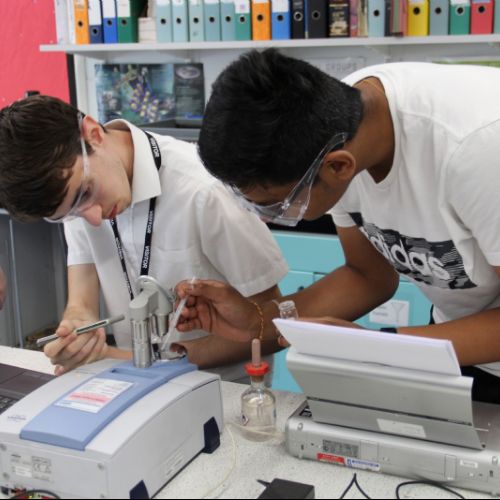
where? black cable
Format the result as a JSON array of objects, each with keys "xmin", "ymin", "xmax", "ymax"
[
  {"xmin": 339, "ymin": 473, "xmax": 372, "ymax": 499},
  {"xmin": 339, "ymin": 473, "xmax": 357, "ymax": 499},
  {"xmin": 395, "ymin": 480, "xmax": 466, "ymax": 499},
  {"xmin": 10, "ymin": 490, "xmax": 61, "ymax": 499},
  {"xmin": 353, "ymin": 474, "xmax": 372, "ymax": 499}
]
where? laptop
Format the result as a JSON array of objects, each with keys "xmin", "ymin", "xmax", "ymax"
[{"xmin": 0, "ymin": 363, "xmax": 53, "ymax": 414}]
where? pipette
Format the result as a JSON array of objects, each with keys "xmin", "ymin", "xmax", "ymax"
[{"xmin": 161, "ymin": 277, "xmax": 196, "ymax": 352}]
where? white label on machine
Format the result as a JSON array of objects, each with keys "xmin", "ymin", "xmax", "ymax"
[
  {"xmin": 460, "ymin": 459, "xmax": 479, "ymax": 469},
  {"xmin": 346, "ymin": 457, "xmax": 381, "ymax": 472},
  {"xmin": 11, "ymin": 454, "xmax": 32, "ymax": 478},
  {"xmin": 369, "ymin": 299, "xmax": 410, "ymax": 326},
  {"xmin": 377, "ymin": 419, "xmax": 427, "ymax": 439},
  {"xmin": 163, "ymin": 450, "xmax": 184, "ymax": 480},
  {"xmin": 32, "ymin": 456, "xmax": 53, "ymax": 482},
  {"xmin": 56, "ymin": 378, "xmax": 133, "ymax": 414},
  {"xmin": 11, "ymin": 454, "xmax": 53, "ymax": 482}
]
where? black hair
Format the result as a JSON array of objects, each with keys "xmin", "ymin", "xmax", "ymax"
[{"xmin": 198, "ymin": 49, "xmax": 363, "ymax": 189}]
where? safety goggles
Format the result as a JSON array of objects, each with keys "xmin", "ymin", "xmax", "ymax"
[
  {"xmin": 44, "ymin": 114, "xmax": 99, "ymax": 224},
  {"xmin": 231, "ymin": 132, "xmax": 347, "ymax": 227}
]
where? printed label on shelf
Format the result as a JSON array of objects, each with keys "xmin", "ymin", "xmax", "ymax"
[
  {"xmin": 117, "ymin": 0, "xmax": 132, "ymax": 17},
  {"xmin": 272, "ymin": 0, "xmax": 290, "ymax": 11},
  {"xmin": 235, "ymin": 0, "xmax": 251, "ymax": 12}
]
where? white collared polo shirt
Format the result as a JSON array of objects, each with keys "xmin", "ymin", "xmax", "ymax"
[{"xmin": 64, "ymin": 120, "xmax": 288, "ymax": 366}]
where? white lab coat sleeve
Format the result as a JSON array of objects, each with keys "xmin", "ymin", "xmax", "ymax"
[
  {"xmin": 64, "ymin": 218, "xmax": 95, "ymax": 266},
  {"xmin": 194, "ymin": 183, "xmax": 289, "ymax": 297}
]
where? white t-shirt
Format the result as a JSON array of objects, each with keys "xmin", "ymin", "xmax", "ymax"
[
  {"xmin": 65, "ymin": 120, "xmax": 288, "ymax": 379},
  {"xmin": 331, "ymin": 62, "xmax": 500, "ymax": 375}
]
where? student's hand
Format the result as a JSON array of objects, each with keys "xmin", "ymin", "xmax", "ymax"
[
  {"xmin": 302, "ymin": 317, "xmax": 366, "ymax": 330},
  {"xmin": 44, "ymin": 318, "xmax": 109, "ymax": 376},
  {"xmin": 0, "ymin": 266, "xmax": 6, "ymax": 310},
  {"xmin": 171, "ymin": 335, "xmax": 257, "ymax": 369},
  {"xmin": 175, "ymin": 279, "xmax": 260, "ymax": 342}
]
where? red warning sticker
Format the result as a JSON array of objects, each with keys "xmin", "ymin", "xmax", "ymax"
[{"xmin": 317, "ymin": 453, "xmax": 346, "ymax": 465}]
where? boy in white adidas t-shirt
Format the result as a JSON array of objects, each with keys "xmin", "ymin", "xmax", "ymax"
[{"xmin": 176, "ymin": 50, "xmax": 500, "ymax": 403}]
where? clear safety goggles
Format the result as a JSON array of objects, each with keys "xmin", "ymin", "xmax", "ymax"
[
  {"xmin": 44, "ymin": 114, "xmax": 99, "ymax": 224},
  {"xmin": 231, "ymin": 132, "xmax": 347, "ymax": 227}
]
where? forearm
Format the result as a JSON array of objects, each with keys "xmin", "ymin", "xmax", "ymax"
[
  {"xmin": 399, "ymin": 308, "xmax": 500, "ymax": 366},
  {"xmin": 180, "ymin": 336, "xmax": 253, "ymax": 369},
  {"xmin": 250, "ymin": 284, "xmax": 283, "ymax": 355},
  {"xmin": 106, "ymin": 346, "xmax": 133, "ymax": 361},
  {"xmin": 289, "ymin": 264, "xmax": 397, "ymax": 319},
  {"xmin": 64, "ymin": 264, "xmax": 101, "ymax": 321},
  {"xmin": 62, "ymin": 304, "xmax": 99, "ymax": 322},
  {"xmin": 258, "ymin": 264, "xmax": 398, "ymax": 342}
]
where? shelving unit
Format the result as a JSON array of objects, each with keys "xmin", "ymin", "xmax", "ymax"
[
  {"xmin": 40, "ymin": 34, "xmax": 500, "ymax": 56},
  {"xmin": 40, "ymin": 36, "xmax": 500, "ymax": 116}
]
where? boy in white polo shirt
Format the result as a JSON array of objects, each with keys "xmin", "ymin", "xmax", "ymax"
[{"xmin": 0, "ymin": 95, "xmax": 287, "ymax": 378}]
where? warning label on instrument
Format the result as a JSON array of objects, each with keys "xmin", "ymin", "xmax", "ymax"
[
  {"xmin": 11, "ymin": 454, "xmax": 53, "ymax": 482},
  {"xmin": 317, "ymin": 453, "xmax": 346, "ymax": 465},
  {"xmin": 55, "ymin": 378, "xmax": 133, "ymax": 413}
]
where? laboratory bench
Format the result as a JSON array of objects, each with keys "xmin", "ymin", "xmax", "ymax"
[{"xmin": 0, "ymin": 347, "xmax": 490, "ymax": 500}]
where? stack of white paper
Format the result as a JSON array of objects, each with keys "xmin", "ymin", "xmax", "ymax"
[{"xmin": 273, "ymin": 319, "xmax": 461, "ymax": 376}]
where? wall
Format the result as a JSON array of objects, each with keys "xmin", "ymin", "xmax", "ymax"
[{"xmin": 0, "ymin": 0, "xmax": 69, "ymax": 107}]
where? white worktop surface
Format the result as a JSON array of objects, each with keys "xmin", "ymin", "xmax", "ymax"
[{"xmin": 0, "ymin": 346, "xmax": 492, "ymax": 499}]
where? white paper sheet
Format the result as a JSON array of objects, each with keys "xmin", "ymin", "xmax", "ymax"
[{"xmin": 273, "ymin": 319, "xmax": 461, "ymax": 376}]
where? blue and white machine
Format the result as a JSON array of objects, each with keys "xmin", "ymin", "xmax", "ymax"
[{"xmin": 0, "ymin": 277, "xmax": 223, "ymax": 499}]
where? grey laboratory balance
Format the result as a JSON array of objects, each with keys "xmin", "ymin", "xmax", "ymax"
[
  {"xmin": 0, "ymin": 277, "xmax": 223, "ymax": 499},
  {"xmin": 285, "ymin": 347, "xmax": 500, "ymax": 495}
]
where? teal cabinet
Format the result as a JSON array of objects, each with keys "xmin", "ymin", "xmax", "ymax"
[
  {"xmin": 278, "ymin": 271, "xmax": 315, "ymax": 295},
  {"xmin": 357, "ymin": 279, "xmax": 432, "ymax": 330},
  {"xmin": 271, "ymin": 231, "xmax": 432, "ymax": 393},
  {"xmin": 273, "ymin": 231, "xmax": 345, "ymax": 274}
]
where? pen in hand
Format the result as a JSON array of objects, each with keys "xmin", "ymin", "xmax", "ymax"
[{"xmin": 36, "ymin": 314, "xmax": 126, "ymax": 348}]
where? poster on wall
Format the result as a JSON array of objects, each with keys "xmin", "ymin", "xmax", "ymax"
[{"xmin": 94, "ymin": 63, "xmax": 205, "ymax": 125}]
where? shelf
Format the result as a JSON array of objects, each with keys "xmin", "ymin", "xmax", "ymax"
[{"xmin": 40, "ymin": 34, "xmax": 500, "ymax": 58}]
